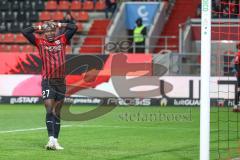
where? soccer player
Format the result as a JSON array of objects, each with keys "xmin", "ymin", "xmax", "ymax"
[
  {"xmin": 22, "ymin": 21, "xmax": 77, "ymax": 150},
  {"xmin": 233, "ymin": 43, "xmax": 240, "ymax": 112}
]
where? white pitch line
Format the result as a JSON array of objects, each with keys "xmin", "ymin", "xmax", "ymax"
[
  {"xmin": 0, "ymin": 124, "xmax": 199, "ymax": 134},
  {"xmin": 74, "ymin": 124, "xmax": 199, "ymax": 131},
  {"xmin": 0, "ymin": 125, "xmax": 73, "ymax": 134}
]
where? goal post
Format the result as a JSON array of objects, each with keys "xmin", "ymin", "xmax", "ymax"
[{"xmin": 200, "ymin": 0, "xmax": 211, "ymax": 160}]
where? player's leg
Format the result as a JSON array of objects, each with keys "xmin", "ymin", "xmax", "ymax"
[
  {"xmin": 52, "ymin": 99, "xmax": 64, "ymax": 150},
  {"xmin": 42, "ymin": 79, "xmax": 58, "ymax": 149},
  {"xmin": 44, "ymin": 99, "xmax": 57, "ymax": 150},
  {"xmin": 234, "ymin": 76, "xmax": 240, "ymax": 112},
  {"xmin": 51, "ymin": 80, "xmax": 66, "ymax": 150},
  {"xmin": 53, "ymin": 100, "xmax": 63, "ymax": 139}
]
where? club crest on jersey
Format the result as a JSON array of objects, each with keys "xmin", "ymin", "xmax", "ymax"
[{"xmin": 55, "ymin": 40, "xmax": 61, "ymax": 45}]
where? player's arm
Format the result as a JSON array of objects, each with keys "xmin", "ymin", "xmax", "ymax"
[
  {"xmin": 21, "ymin": 25, "xmax": 41, "ymax": 46},
  {"xmin": 58, "ymin": 23, "xmax": 77, "ymax": 41}
]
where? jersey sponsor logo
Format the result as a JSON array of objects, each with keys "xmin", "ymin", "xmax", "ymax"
[
  {"xmin": 44, "ymin": 45, "xmax": 62, "ymax": 53},
  {"xmin": 55, "ymin": 40, "xmax": 61, "ymax": 45}
]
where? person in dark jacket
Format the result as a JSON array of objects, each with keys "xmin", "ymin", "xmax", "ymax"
[{"xmin": 105, "ymin": 0, "xmax": 117, "ymax": 18}]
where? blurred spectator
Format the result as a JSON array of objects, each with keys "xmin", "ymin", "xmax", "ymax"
[
  {"xmin": 207, "ymin": 0, "xmax": 240, "ymax": 18},
  {"xmin": 222, "ymin": 5, "xmax": 230, "ymax": 18},
  {"xmin": 229, "ymin": 0, "xmax": 239, "ymax": 18},
  {"xmin": 133, "ymin": 18, "xmax": 147, "ymax": 53},
  {"xmin": 196, "ymin": 3, "xmax": 201, "ymax": 18},
  {"xmin": 220, "ymin": 0, "xmax": 239, "ymax": 18},
  {"xmin": 105, "ymin": 0, "xmax": 117, "ymax": 18},
  {"xmin": 197, "ymin": 0, "xmax": 221, "ymax": 18},
  {"xmin": 212, "ymin": 0, "xmax": 221, "ymax": 18}
]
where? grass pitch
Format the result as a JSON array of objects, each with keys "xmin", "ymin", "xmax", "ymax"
[{"xmin": 0, "ymin": 104, "xmax": 239, "ymax": 160}]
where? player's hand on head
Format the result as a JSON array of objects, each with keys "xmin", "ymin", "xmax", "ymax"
[
  {"xmin": 42, "ymin": 21, "xmax": 57, "ymax": 31},
  {"xmin": 48, "ymin": 21, "xmax": 57, "ymax": 28},
  {"xmin": 50, "ymin": 20, "xmax": 59, "ymax": 27},
  {"xmin": 42, "ymin": 23, "xmax": 49, "ymax": 31}
]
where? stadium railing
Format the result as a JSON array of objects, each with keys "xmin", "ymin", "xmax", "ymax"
[{"xmin": 74, "ymin": 35, "xmax": 178, "ymax": 54}]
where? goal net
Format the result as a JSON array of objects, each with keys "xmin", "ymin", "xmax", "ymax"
[{"xmin": 203, "ymin": 0, "xmax": 240, "ymax": 159}]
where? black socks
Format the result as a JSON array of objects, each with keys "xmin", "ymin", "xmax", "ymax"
[
  {"xmin": 46, "ymin": 113, "xmax": 61, "ymax": 138},
  {"xmin": 46, "ymin": 113, "xmax": 54, "ymax": 137},
  {"xmin": 53, "ymin": 115, "xmax": 61, "ymax": 139}
]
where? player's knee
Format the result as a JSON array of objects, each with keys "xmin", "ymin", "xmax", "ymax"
[
  {"xmin": 45, "ymin": 106, "xmax": 53, "ymax": 114},
  {"xmin": 45, "ymin": 104, "xmax": 54, "ymax": 114},
  {"xmin": 44, "ymin": 99, "xmax": 55, "ymax": 113},
  {"xmin": 53, "ymin": 108, "xmax": 61, "ymax": 117}
]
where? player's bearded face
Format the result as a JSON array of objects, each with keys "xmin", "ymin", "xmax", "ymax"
[{"xmin": 44, "ymin": 29, "xmax": 56, "ymax": 42}]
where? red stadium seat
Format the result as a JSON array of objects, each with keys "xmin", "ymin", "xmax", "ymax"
[
  {"xmin": 83, "ymin": 1, "xmax": 94, "ymax": 11},
  {"xmin": 0, "ymin": 45, "xmax": 7, "ymax": 52},
  {"xmin": 70, "ymin": 1, "xmax": 82, "ymax": 11},
  {"xmin": 66, "ymin": 45, "xmax": 72, "ymax": 54},
  {"xmin": 5, "ymin": 45, "xmax": 11, "ymax": 52},
  {"xmin": 95, "ymin": 1, "xmax": 106, "ymax": 11},
  {"xmin": 39, "ymin": 11, "xmax": 51, "ymax": 21},
  {"xmin": 10, "ymin": 45, "xmax": 21, "ymax": 52},
  {"xmin": 72, "ymin": 35, "xmax": 80, "ymax": 44},
  {"xmin": 70, "ymin": 12, "xmax": 78, "ymax": 20},
  {"xmin": 45, "ymin": 1, "xmax": 58, "ymax": 10},
  {"xmin": 15, "ymin": 34, "xmax": 28, "ymax": 44},
  {"xmin": 79, "ymin": 11, "xmax": 89, "ymax": 22},
  {"xmin": 76, "ymin": 22, "xmax": 83, "ymax": 32},
  {"xmin": 58, "ymin": 1, "xmax": 70, "ymax": 10},
  {"xmin": 3, "ymin": 33, "xmax": 15, "ymax": 43},
  {"xmin": 22, "ymin": 45, "xmax": 34, "ymax": 53},
  {"xmin": 71, "ymin": 11, "xmax": 89, "ymax": 22},
  {"xmin": 52, "ymin": 11, "xmax": 64, "ymax": 21},
  {"xmin": 0, "ymin": 34, "xmax": 3, "ymax": 42}
]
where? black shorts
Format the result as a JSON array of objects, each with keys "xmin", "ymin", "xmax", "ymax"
[{"xmin": 41, "ymin": 78, "xmax": 66, "ymax": 101}]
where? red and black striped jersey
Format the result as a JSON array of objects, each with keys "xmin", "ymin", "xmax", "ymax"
[
  {"xmin": 22, "ymin": 23, "xmax": 77, "ymax": 79},
  {"xmin": 35, "ymin": 35, "xmax": 67, "ymax": 79}
]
